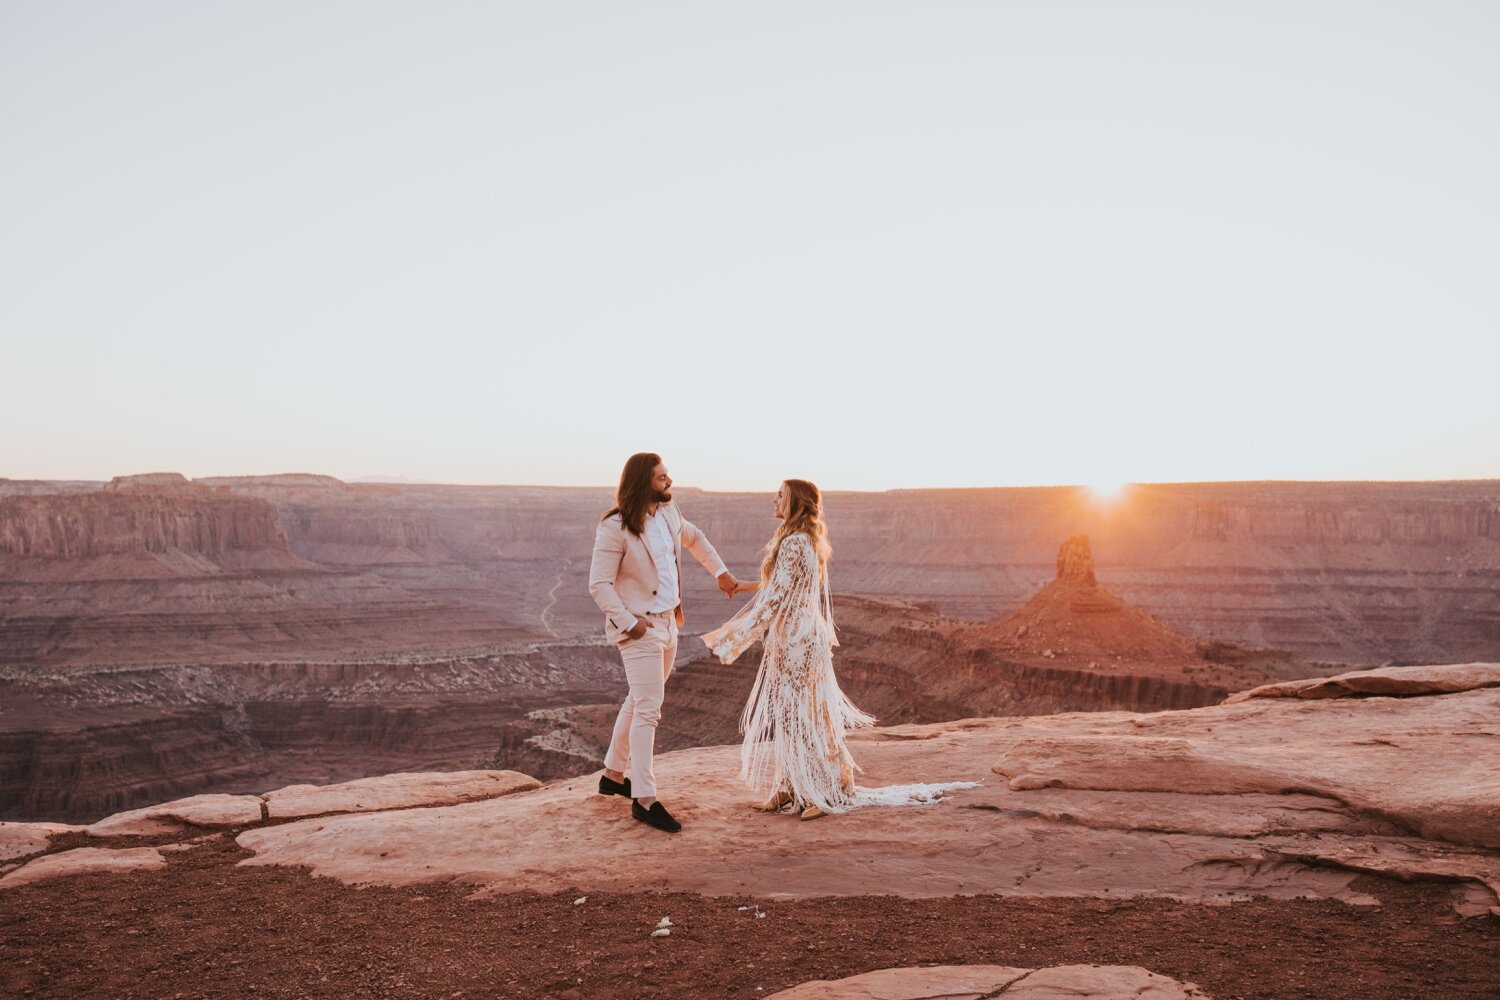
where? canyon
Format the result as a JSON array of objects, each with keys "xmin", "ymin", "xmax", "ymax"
[
  {"xmin": 480, "ymin": 536, "xmax": 1327, "ymax": 783},
  {"xmin": 4, "ymin": 473, "xmax": 1497, "ymax": 667},
  {"xmin": 1, "ymin": 473, "xmax": 1496, "ymax": 823}
]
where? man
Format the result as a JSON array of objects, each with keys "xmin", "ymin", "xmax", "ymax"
[{"xmin": 588, "ymin": 452, "xmax": 739, "ymax": 833}]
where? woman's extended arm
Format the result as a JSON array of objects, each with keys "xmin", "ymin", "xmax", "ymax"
[{"xmin": 701, "ymin": 534, "xmax": 813, "ymax": 663}]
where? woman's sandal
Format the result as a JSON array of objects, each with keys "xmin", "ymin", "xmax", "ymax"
[
  {"xmin": 799, "ymin": 805, "xmax": 825, "ymax": 821},
  {"xmin": 752, "ymin": 790, "xmax": 794, "ymax": 812}
]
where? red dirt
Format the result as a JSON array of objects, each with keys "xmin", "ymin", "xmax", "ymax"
[{"xmin": 1, "ymin": 836, "xmax": 1496, "ymax": 999}]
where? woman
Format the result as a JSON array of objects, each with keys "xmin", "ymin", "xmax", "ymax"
[{"xmin": 701, "ymin": 479, "xmax": 875, "ymax": 820}]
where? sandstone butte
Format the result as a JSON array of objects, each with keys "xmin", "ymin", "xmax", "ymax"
[{"xmin": 7, "ymin": 662, "xmax": 1493, "ymax": 934}]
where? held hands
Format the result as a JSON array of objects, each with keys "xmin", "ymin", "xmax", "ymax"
[{"xmin": 717, "ymin": 572, "xmax": 761, "ymax": 598}]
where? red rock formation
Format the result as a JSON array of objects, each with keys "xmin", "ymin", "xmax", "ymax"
[
  {"xmin": 103, "ymin": 472, "xmax": 196, "ymax": 492},
  {"xmin": 0, "ymin": 475, "xmax": 535, "ymax": 667},
  {"xmin": 961, "ymin": 535, "xmax": 1209, "ymax": 671},
  {"xmin": 0, "ymin": 486, "xmax": 297, "ymax": 566}
]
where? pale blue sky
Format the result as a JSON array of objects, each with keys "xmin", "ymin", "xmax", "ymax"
[{"xmin": 3, "ymin": 2, "xmax": 1497, "ymax": 490}]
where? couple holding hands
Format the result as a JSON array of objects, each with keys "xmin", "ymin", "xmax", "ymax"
[{"xmin": 587, "ymin": 452, "xmax": 873, "ymax": 833}]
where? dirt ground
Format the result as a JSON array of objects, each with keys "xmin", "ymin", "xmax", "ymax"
[{"xmin": 1, "ymin": 836, "xmax": 1496, "ymax": 999}]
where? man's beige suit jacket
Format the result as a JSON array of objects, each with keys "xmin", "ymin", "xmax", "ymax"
[{"xmin": 588, "ymin": 502, "xmax": 728, "ymax": 644}]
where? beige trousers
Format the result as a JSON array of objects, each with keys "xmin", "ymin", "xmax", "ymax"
[{"xmin": 603, "ymin": 613, "xmax": 678, "ymax": 799}]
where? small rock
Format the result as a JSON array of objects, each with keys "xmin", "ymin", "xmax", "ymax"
[
  {"xmin": 656, "ymin": 916, "xmax": 672, "ymax": 928},
  {"xmin": 573, "ymin": 897, "xmax": 587, "ymax": 906},
  {"xmin": 651, "ymin": 928, "xmax": 670, "ymax": 938}
]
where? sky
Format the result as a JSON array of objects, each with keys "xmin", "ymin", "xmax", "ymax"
[{"xmin": 3, "ymin": 2, "xmax": 1497, "ymax": 492}]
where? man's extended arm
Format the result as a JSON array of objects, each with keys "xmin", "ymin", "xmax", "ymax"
[{"xmin": 679, "ymin": 513, "xmax": 737, "ymax": 595}]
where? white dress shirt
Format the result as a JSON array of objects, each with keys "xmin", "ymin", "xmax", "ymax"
[{"xmin": 643, "ymin": 508, "xmax": 679, "ymax": 613}]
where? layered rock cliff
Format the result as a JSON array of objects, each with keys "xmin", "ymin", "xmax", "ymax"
[
  {"xmin": 210, "ymin": 477, "xmax": 1500, "ymax": 665},
  {"xmin": 0, "ymin": 477, "xmax": 533, "ymax": 667},
  {"xmin": 6, "ymin": 476, "xmax": 1496, "ymax": 667},
  {"xmin": 0, "ymin": 485, "xmax": 297, "ymax": 567}
]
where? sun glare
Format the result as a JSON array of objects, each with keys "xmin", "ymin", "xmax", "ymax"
[{"xmin": 1087, "ymin": 481, "xmax": 1128, "ymax": 501}]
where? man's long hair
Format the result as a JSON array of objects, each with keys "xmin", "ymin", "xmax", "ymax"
[
  {"xmin": 602, "ymin": 452, "xmax": 662, "ymax": 536},
  {"xmin": 760, "ymin": 478, "xmax": 832, "ymax": 580}
]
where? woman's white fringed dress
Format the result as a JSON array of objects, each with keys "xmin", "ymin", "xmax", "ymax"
[{"xmin": 702, "ymin": 532, "xmax": 875, "ymax": 813}]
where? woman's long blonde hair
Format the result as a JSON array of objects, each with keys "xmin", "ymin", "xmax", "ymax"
[{"xmin": 760, "ymin": 479, "xmax": 832, "ymax": 581}]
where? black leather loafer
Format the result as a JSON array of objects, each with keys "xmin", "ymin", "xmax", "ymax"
[
  {"xmin": 632, "ymin": 799, "xmax": 682, "ymax": 833},
  {"xmin": 598, "ymin": 774, "xmax": 632, "ymax": 798}
]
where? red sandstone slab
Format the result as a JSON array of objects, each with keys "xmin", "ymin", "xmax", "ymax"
[
  {"xmin": 991, "ymin": 683, "xmax": 1500, "ymax": 850},
  {"xmin": 769, "ymin": 964, "xmax": 1209, "ymax": 999},
  {"xmin": 1226, "ymin": 661, "xmax": 1500, "ymax": 703},
  {"xmin": 262, "ymin": 770, "xmax": 540, "ymax": 819},
  {"xmin": 0, "ymin": 846, "xmax": 166, "ymax": 890},
  {"xmin": 0, "ymin": 821, "xmax": 85, "ymax": 861},
  {"xmin": 86, "ymin": 793, "xmax": 265, "ymax": 837}
]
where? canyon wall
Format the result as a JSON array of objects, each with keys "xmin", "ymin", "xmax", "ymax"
[
  {"xmin": 0, "ymin": 485, "xmax": 296, "ymax": 567},
  {"xmin": 191, "ymin": 477, "xmax": 1500, "ymax": 665},
  {"xmin": 3, "ymin": 476, "xmax": 1496, "ymax": 668},
  {"xmin": 0, "ymin": 643, "xmax": 624, "ymax": 822}
]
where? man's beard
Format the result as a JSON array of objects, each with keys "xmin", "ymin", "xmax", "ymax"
[{"xmin": 652, "ymin": 489, "xmax": 672, "ymax": 504}]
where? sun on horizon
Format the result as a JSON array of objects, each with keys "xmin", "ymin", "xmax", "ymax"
[{"xmin": 1086, "ymin": 481, "xmax": 1129, "ymax": 502}]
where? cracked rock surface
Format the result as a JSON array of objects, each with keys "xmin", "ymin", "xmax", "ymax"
[{"xmin": 769, "ymin": 963, "xmax": 1209, "ymax": 998}]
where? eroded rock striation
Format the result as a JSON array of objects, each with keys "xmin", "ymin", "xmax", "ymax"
[{"xmin": 0, "ymin": 483, "xmax": 297, "ymax": 566}]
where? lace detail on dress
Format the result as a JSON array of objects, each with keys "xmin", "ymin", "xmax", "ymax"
[{"xmin": 700, "ymin": 533, "xmax": 875, "ymax": 813}]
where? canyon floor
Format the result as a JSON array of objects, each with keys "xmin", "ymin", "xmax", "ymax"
[{"xmin": 3, "ymin": 662, "xmax": 1497, "ymax": 999}]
